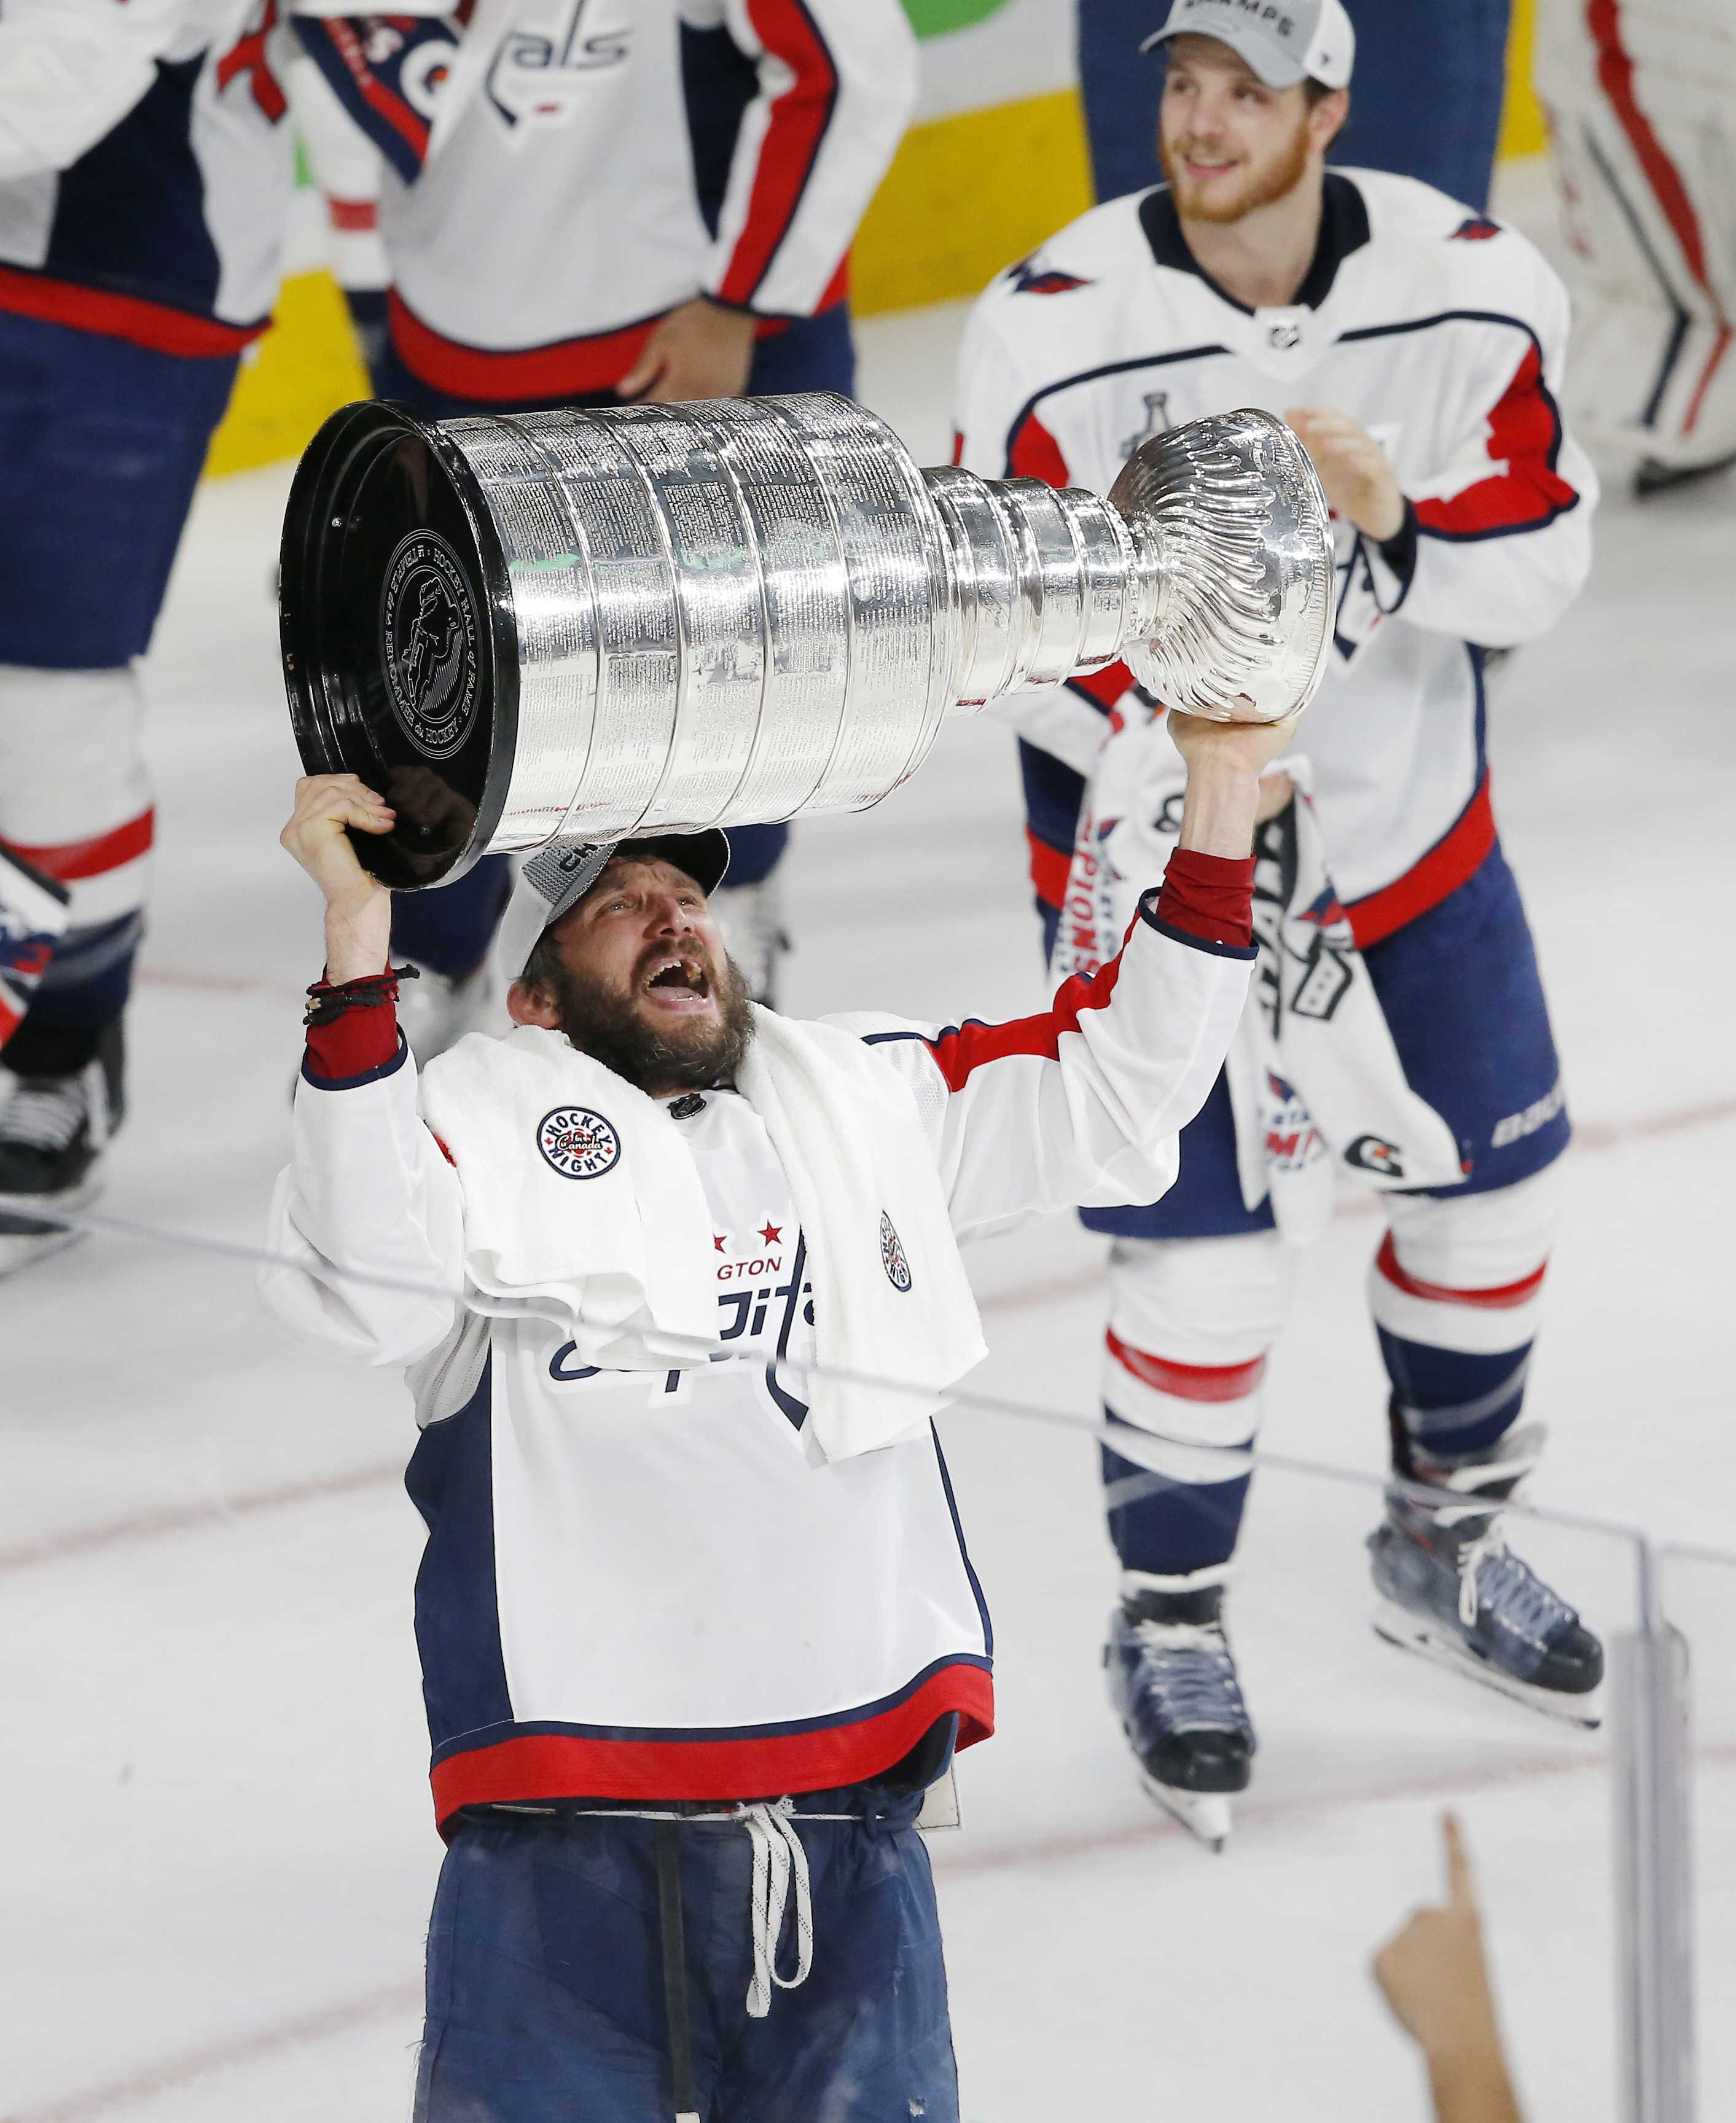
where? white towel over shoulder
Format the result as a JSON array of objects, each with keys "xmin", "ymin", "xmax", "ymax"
[{"xmin": 418, "ymin": 1016, "xmax": 987, "ymax": 1460}]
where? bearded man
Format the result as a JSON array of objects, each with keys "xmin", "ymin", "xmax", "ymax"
[
  {"xmin": 953, "ymin": 0, "xmax": 1603, "ymax": 1846},
  {"xmin": 264, "ymin": 707, "xmax": 1281, "ymax": 2121}
]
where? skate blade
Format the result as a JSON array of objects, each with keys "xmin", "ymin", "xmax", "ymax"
[
  {"xmin": 1372, "ymin": 1600, "xmax": 1602, "ymax": 1730},
  {"xmin": 0, "ymin": 1179, "xmax": 96, "ymax": 1279},
  {"xmin": 1135, "ymin": 1772, "xmax": 1234, "ymax": 1851},
  {"xmin": 0, "ymin": 1219, "xmax": 87, "ymax": 1279}
]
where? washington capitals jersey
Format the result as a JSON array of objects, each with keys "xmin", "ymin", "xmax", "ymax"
[
  {"xmin": 955, "ymin": 168, "xmax": 1598, "ymax": 943},
  {"xmin": 297, "ymin": 0, "xmax": 917, "ymax": 399},
  {"xmin": 0, "ymin": 0, "xmax": 308, "ymax": 353}
]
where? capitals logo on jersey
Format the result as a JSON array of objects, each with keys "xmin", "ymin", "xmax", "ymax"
[
  {"xmin": 487, "ymin": 0, "xmax": 633, "ymax": 129},
  {"xmin": 1007, "ymin": 257, "xmax": 1092, "ymax": 298}
]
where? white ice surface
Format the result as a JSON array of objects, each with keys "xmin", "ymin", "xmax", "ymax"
[{"xmin": 4, "ymin": 292, "xmax": 1734, "ymax": 2122}]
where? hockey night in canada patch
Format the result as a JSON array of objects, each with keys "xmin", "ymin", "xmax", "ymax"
[
  {"xmin": 379, "ymin": 530, "xmax": 482, "ymax": 760},
  {"xmin": 537, "ymin": 1106, "xmax": 622, "ymax": 1181},
  {"xmin": 879, "ymin": 1211, "xmax": 913, "ymax": 1292}
]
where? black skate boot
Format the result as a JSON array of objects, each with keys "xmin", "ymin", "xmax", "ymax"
[
  {"xmin": 1105, "ymin": 1569, "xmax": 1254, "ymax": 1850},
  {"xmin": 1369, "ymin": 1421, "xmax": 1603, "ymax": 1727},
  {"xmin": 0, "ymin": 1020, "xmax": 123, "ymax": 1278}
]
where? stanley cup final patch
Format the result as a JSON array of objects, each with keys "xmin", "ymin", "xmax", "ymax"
[
  {"xmin": 379, "ymin": 531, "xmax": 482, "ymax": 760},
  {"xmin": 879, "ymin": 1211, "xmax": 913, "ymax": 1292},
  {"xmin": 537, "ymin": 1107, "xmax": 622, "ymax": 1181}
]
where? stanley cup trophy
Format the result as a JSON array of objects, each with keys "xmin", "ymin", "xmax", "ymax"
[{"xmin": 279, "ymin": 393, "xmax": 1332, "ymax": 889}]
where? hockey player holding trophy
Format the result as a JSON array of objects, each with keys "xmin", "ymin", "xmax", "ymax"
[
  {"xmin": 265, "ymin": 389, "xmax": 1331, "ymax": 2114},
  {"xmin": 954, "ymin": 0, "xmax": 1605, "ymax": 1845}
]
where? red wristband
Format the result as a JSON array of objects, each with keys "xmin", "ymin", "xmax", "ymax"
[
  {"xmin": 303, "ymin": 976, "xmax": 402, "ymax": 1082},
  {"xmin": 1154, "ymin": 848, "xmax": 1256, "ymax": 950}
]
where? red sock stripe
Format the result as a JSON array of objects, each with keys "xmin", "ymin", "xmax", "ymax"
[
  {"xmin": 9, "ymin": 810, "xmax": 154, "ymax": 883},
  {"xmin": 1587, "ymin": 0, "xmax": 1719, "ymax": 299},
  {"xmin": 1106, "ymin": 1329, "xmax": 1267, "ymax": 1402},
  {"xmin": 1374, "ymin": 1232, "xmax": 1547, "ymax": 1310}
]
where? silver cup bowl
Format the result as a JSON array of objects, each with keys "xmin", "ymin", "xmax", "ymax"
[{"xmin": 280, "ymin": 393, "xmax": 1330, "ymax": 887}]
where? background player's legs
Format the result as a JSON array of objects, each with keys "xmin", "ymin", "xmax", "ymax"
[
  {"xmin": 1092, "ymin": 1111, "xmax": 1297, "ymax": 1842},
  {"xmin": 0, "ymin": 314, "xmax": 236, "ymax": 1267}
]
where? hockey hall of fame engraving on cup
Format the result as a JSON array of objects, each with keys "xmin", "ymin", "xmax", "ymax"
[{"xmin": 278, "ymin": 392, "xmax": 1332, "ymax": 889}]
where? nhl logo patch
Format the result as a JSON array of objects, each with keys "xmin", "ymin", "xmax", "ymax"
[
  {"xmin": 536, "ymin": 1106, "xmax": 622, "ymax": 1181},
  {"xmin": 879, "ymin": 1211, "xmax": 913, "ymax": 1293}
]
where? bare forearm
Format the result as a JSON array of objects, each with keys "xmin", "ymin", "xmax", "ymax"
[
  {"xmin": 1175, "ymin": 759, "xmax": 1262, "ymax": 859},
  {"xmin": 324, "ymin": 889, "xmax": 393, "ymax": 983}
]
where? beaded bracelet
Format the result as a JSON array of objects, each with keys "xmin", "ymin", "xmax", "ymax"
[{"xmin": 302, "ymin": 963, "xmax": 420, "ymax": 1029}]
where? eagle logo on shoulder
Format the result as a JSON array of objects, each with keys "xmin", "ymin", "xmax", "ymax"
[
  {"xmin": 1007, "ymin": 257, "xmax": 1092, "ymax": 297},
  {"xmin": 1450, "ymin": 214, "xmax": 1502, "ymax": 241}
]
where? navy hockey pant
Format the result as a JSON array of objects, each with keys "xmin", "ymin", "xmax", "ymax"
[
  {"xmin": 414, "ymin": 1783, "xmax": 958, "ymax": 2123},
  {"xmin": 372, "ymin": 305, "xmax": 858, "ymax": 983},
  {"xmin": 0, "ymin": 310, "xmax": 237, "ymax": 1065},
  {"xmin": 1090, "ymin": 842, "xmax": 1568, "ymax": 1579}
]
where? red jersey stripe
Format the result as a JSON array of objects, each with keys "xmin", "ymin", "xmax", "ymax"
[
  {"xmin": 1374, "ymin": 1232, "xmax": 1547, "ymax": 1310},
  {"xmin": 1068, "ymin": 659, "xmax": 1133, "ymax": 710},
  {"xmin": 923, "ymin": 942, "xmax": 1130, "ymax": 1091},
  {"xmin": 1343, "ymin": 773, "xmax": 1494, "ymax": 951},
  {"xmin": 1413, "ymin": 345, "xmax": 1578, "ymax": 538},
  {"xmin": 9, "ymin": 810, "xmax": 155, "ymax": 883},
  {"xmin": 388, "ymin": 290, "xmax": 662, "ymax": 399},
  {"xmin": 1106, "ymin": 1330, "xmax": 1267, "ymax": 1402},
  {"xmin": 1026, "ymin": 828, "xmax": 1072, "ymax": 911},
  {"xmin": 0, "ymin": 268, "xmax": 264, "ymax": 359},
  {"xmin": 715, "ymin": 0, "xmax": 839, "ymax": 308},
  {"xmin": 427, "ymin": 1662, "xmax": 993, "ymax": 1832},
  {"xmin": 1007, "ymin": 408, "xmax": 1070, "ymax": 488}
]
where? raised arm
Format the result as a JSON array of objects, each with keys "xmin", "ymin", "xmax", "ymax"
[
  {"xmin": 848, "ymin": 713, "xmax": 1289, "ymax": 1234},
  {"xmin": 261, "ymin": 775, "xmax": 464, "ymax": 1367}
]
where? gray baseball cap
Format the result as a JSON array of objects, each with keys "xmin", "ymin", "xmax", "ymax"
[
  {"xmin": 499, "ymin": 829, "xmax": 732, "ymax": 982},
  {"xmin": 1141, "ymin": 0, "xmax": 1355, "ymax": 90}
]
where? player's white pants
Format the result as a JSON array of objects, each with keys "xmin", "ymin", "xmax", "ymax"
[
  {"xmin": 1100, "ymin": 1167, "xmax": 1562, "ymax": 1577},
  {"xmin": 0, "ymin": 664, "xmax": 153, "ymax": 1034},
  {"xmin": 1535, "ymin": 0, "xmax": 1736, "ymax": 467}
]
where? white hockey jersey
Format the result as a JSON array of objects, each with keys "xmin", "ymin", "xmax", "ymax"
[
  {"xmin": 264, "ymin": 899, "xmax": 1250, "ymax": 1823},
  {"xmin": 298, "ymin": 0, "xmax": 917, "ymax": 398},
  {"xmin": 0, "ymin": 0, "xmax": 438, "ymax": 354},
  {"xmin": 955, "ymin": 169, "xmax": 1598, "ymax": 945}
]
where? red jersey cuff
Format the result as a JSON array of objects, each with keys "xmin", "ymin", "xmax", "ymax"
[
  {"xmin": 1154, "ymin": 849, "xmax": 1256, "ymax": 951},
  {"xmin": 303, "ymin": 979, "xmax": 403, "ymax": 1084}
]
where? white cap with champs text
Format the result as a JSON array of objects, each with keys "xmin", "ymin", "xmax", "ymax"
[{"xmin": 1141, "ymin": 0, "xmax": 1356, "ymax": 92}]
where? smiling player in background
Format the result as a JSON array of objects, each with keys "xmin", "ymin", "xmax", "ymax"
[{"xmin": 955, "ymin": 0, "xmax": 1604, "ymax": 1844}]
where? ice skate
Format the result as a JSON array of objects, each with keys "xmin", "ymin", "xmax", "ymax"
[
  {"xmin": 1635, "ymin": 446, "xmax": 1736, "ymax": 499},
  {"xmin": 0, "ymin": 1023, "xmax": 122, "ymax": 1278},
  {"xmin": 1105, "ymin": 1570, "xmax": 1254, "ymax": 1850},
  {"xmin": 711, "ymin": 877, "xmax": 789, "ymax": 1008},
  {"xmin": 1369, "ymin": 1424, "xmax": 1603, "ymax": 1727}
]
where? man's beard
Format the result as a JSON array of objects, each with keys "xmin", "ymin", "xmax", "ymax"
[
  {"xmin": 1159, "ymin": 115, "xmax": 1312, "ymax": 225},
  {"xmin": 541, "ymin": 948, "xmax": 756, "ymax": 1093}
]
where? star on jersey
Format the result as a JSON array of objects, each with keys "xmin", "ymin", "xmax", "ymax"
[
  {"xmin": 758, "ymin": 1223, "xmax": 783, "ymax": 1245},
  {"xmin": 713, "ymin": 1234, "xmax": 727, "ymax": 1253}
]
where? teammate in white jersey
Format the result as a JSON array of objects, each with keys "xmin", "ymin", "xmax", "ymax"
[
  {"xmin": 954, "ymin": 0, "xmax": 1604, "ymax": 1844},
  {"xmin": 293, "ymin": 0, "xmax": 918, "ymax": 1036},
  {"xmin": 267, "ymin": 697, "xmax": 1281, "ymax": 2119}
]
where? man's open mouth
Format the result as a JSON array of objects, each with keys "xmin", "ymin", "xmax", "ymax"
[{"xmin": 644, "ymin": 955, "xmax": 711, "ymax": 1001}]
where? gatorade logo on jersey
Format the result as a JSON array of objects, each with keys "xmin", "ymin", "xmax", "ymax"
[
  {"xmin": 1007, "ymin": 258, "xmax": 1092, "ymax": 297},
  {"xmin": 1343, "ymin": 1135, "xmax": 1407, "ymax": 1179},
  {"xmin": 379, "ymin": 533, "xmax": 482, "ymax": 761},
  {"xmin": 537, "ymin": 1106, "xmax": 622, "ymax": 1180},
  {"xmin": 879, "ymin": 1211, "xmax": 913, "ymax": 1292}
]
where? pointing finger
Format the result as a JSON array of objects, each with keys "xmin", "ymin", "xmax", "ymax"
[{"xmin": 1444, "ymin": 1810, "xmax": 1474, "ymax": 1908}]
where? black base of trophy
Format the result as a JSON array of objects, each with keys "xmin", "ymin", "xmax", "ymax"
[{"xmin": 280, "ymin": 401, "xmax": 519, "ymax": 889}]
